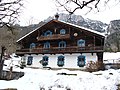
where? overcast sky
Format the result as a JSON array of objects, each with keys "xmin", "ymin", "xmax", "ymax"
[{"xmin": 18, "ymin": 0, "xmax": 120, "ymax": 26}]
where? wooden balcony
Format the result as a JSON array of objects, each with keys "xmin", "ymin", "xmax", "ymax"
[
  {"xmin": 37, "ymin": 34, "xmax": 70, "ymax": 41},
  {"xmin": 16, "ymin": 46, "xmax": 104, "ymax": 55}
]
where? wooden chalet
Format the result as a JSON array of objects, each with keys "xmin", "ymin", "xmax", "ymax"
[{"xmin": 16, "ymin": 16, "xmax": 105, "ymax": 69}]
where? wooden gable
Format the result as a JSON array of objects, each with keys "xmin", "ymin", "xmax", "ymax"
[
  {"xmin": 16, "ymin": 19, "xmax": 105, "ymax": 55},
  {"xmin": 17, "ymin": 19, "xmax": 104, "ymax": 43}
]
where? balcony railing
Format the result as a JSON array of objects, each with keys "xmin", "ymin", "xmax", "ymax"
[
  {"xmin": 16, "ymin": 46, "xmax": 104, "ymax": 55},
  {"xmin": 37, "ymin": 34, "xmax": 70, "ymax": 41}
]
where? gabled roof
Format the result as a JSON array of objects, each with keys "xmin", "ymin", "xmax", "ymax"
[
  {"xmin": 60, "ymin": 20, "xmax": 105, "ymax": 37},
  {"xmin": 17, "ymin": 19, "xmax": 105, "ymax": 43}
]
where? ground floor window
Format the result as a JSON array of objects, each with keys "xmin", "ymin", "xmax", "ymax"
[
  {"xmin": 57, "ymin": 55, "xmax": 65, "ymax": 67},
  {"xmin": 42, "ymin": 56, "xmax": 49, "ymax": 66},
  {"xmin": 27, "ymin": 56, "xmax": 33, "ymax": 65},
  {"xmin": 77, "ymin": 55, "xmax": 85, "ymax": 67}
]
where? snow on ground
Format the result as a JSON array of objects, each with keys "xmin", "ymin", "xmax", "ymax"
[
  {"xmin": 0, "ymin": 68, "xmax": 120, "ymax": 90},
  {"xmin": 103, "ymin": 52, "xmax": 120, "ymax": 63},
  {"xmin": 0, "ymin": 52, "xmax": 120, "ymax": 90}
]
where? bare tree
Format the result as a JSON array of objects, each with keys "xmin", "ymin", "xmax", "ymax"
[
  {"xmin": 0, "ymin": 0, "xmax": 23, "ymax": 79},
  {"xmin": 55, "ymin": 0, "xmax": 120, "ymax": 15},
  {"xmin": 0, "ymin": 0, "xmax": 23, "ymax": 28}
]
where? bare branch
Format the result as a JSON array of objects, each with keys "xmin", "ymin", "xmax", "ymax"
[
  {"xmin": 95, "ymin": 0, "xmax": 100, "ymax": 8},
  {"xmin": 84, "ymin": 6, "xmax": 93, "ymax": 15},
  {"xmin": 55, "ymin": 0, "xmax": 120, "ymax": 15},
  {"xmin": 0, "ymin": 0, "xmax": 23, "ymax": 27}
]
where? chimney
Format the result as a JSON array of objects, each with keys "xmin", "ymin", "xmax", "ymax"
[{"xmin": 55, "ymin": 13, "xmax": 59, "ymax": 20}]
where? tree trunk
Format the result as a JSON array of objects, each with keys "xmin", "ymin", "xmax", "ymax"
[{"xmin": 0, "ymin": 46, "xmax": 6, "ymax": 79}]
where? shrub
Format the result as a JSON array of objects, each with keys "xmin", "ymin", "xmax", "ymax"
[{"xmin": 86, "ymin": 61, "xmax": 104, "ymax": 72}]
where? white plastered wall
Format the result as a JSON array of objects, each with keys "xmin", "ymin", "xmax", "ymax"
[{"xmin": 24, "ymin": 53, "xmax": 97, "ymax": 69}]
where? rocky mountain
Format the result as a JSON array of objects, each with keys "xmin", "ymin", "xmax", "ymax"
[
  {"xmin": 105, "ymin": 20, "xmax": 120, "ymax": 52},
  {"xmin": 107, "ymin": 20, "xmax": 120, "ymax": 34},
  {"xmin": 45, "ymin": 13, "xmax": 108, "ymax": 33}
]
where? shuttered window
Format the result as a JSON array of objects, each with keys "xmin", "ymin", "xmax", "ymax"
[
  {"xmin": 30, "ymin": 43, "xmax": 36, "ymax": 48},
  {"xmin": 42, "ymin": 56, "xmax": 49, "ymax": 66},
  {"xmin": 27, "ymin": 56, "xmax": 33, "ymax": 65},
  {"xmin": 59, "ymin": 41, "xmax": 66, "ymax": 48},
  {"xmin": 44, "ymin": 42, "xmax": 50, "ymax": 48},
  {"xmin": 57, "ymin": 56, "xmax": 65, "ymax": 67},
  {"xmin": 77, "ymin": 55, "xmax": 85, "ymax": 67},
  {"xmin": 60, "ymin": 29, "xmax": 66, "ymax": 35},
  {"xmin": 44, "ymin": 30, "xmax": 52, "ymax": 36},
  {"xmin": 77, "ymin": 39, "xmax": 85, "ymax": 47}
]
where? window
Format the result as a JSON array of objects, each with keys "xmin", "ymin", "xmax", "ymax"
[
  {"xmin": 30, "ymin": 43, "xmax": 36, "ymax": 48},
  {"xmin": 59, "ymin": 41, "xmax": 66, "ymax": 48},
  {"xmin": 77, "ymin": 39, "xmax": 85, "ymax": 47},
  {"xmin": 57, "ymin": 56, "xmax": 65, "ymax": 67},
  {"xmin": 77, "ymin": 55, "xmax": 85, "ymax": 67},
  {"xmin": 44, "ymin": 30, "xmax": 52, "ymax": 36},
  {"xmin": 60, "ymin": 29, "xmax": 66, "ymax": 35},
  {"xmin": 42, "ymin": 56, "xmax": 49, "ymax": 66},
  {"xmin": 44, "ymin": 42, "xmax": 50, "ymax": 48},
  {"xmin": 27, "ymin": 56, "xmax": 33, "ymax": 65}
]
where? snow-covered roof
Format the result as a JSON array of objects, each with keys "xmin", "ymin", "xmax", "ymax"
[
  {"xmin": 17, "ymin": 20, "xmax": 105, "ymax": 43},
  {"xmin": 59, "ymin": 20, "xmax": 105, "ymax": 37}
]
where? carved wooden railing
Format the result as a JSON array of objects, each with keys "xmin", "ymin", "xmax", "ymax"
[
  {"xmin": 37, "ymin": 34, "xmax": 70, "ymax": 41},
  {"xmin": 16, "ymin": 46, "xmax": 104, "ymax": 55}
]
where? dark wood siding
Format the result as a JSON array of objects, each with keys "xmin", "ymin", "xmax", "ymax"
[{"xmin": 16, "ymin": 20, "xmax": 105, "ymax": 55}]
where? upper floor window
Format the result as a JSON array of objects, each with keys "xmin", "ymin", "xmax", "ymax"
[
  {"xmin": 77, "ymin": 39, "xmax": 85, "ymax": 47},
  {"xmin": 57, "ymin": 55, "xmax": 65, "ymax": 67},
  {"xmin": 27, "ymin": 56, "xmax": 33, "ymax": 65},
  {"xmin": 77, "ymin": 55, "xmax": 85, "ymax": 67},
  {"xmin": 59, "ymin": 41, "xmax": 66, "ymax": 48},
  {"xmin": 42, "ymin": 56, "xmax": 49, "ymax": 66},
  {"xmin": 60, "ymin": 29, "xmax": 66, "ymax": 35},
  {"xmin": 44, "ymin": 42, "xmax": 50, "ymax": 48},
  {"xmin": 44, "ymin": 30, "xmax": 52, "ymax": 36},
  {"xmin": 30, "ymin": 43, "xmax": 36, "ymax": 48}
]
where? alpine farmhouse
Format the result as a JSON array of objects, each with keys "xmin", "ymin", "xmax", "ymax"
[{"xmin": 16, "ymin": 16, "xmax": 105, "ymax": 69}]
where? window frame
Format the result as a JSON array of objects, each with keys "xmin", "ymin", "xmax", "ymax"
[
  {"xmin": 44, "ymin": 42, "xmax": 50, "ymax": 48},
  {"xmin": 42, "ymin": 56, "xmax": 49, "ymax": 66},
  {"xmin": 77, "ymin": 39, "xmax": 85, "ymax": 47},
  {"xmin": 57, "ymin": 55, "xmax": 65, "ymax": 67},
  {"xmin": 60, "ymin": 29, "xmax": 66, "ymax": 35},
  {"xmin": 59, "ymin": 41, "xmax": 66, "ymax": 48},
  {"xmin": 30, "ymin": 43, "xmax": 36, "ymax": 48},
  {"xmin": 77, "ymin": 55, "xmax": 85, "ymax": 67},
  {"xmin": 27, "ymin": 56, "xmax": 33, "ymax": 65},
  {"xmin": 44, "ymin": 30, "xmax": 52, "ymax": 36}
]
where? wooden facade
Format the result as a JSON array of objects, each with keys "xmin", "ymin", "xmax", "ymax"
[
  {"xmin": 16, "ymin": 19, "xmax": 105, "ymax": 69},
  {"xmin": 16, "ymin": 20, "xmax": 104, "ymax": 55}
]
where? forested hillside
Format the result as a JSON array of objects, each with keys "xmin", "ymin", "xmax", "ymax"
[{"xmin": 0, "ymin": 25, "xmax": 20, "ymax": 54}]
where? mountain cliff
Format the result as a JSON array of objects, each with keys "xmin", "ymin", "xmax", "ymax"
[
  {"xmin": 45, "ymin": 13, "xmax": 108, "ymax": 33},
  {"xmin": 105, "ymin": 20, "xmax": 120, "ymax": 52}
]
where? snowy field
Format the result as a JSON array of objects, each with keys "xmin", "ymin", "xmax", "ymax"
[{"xmin": 0, "ymin": 52, "xmax": 120, "ymax": 90}]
